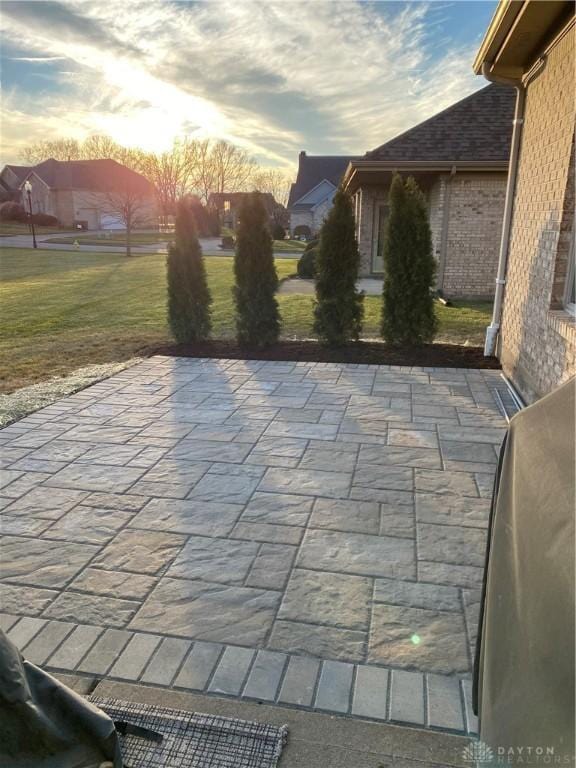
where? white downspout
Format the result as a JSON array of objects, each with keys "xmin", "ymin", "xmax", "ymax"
[{"xmin": 482, "ymin": 63, "xmax": 526, "ymax": 356}]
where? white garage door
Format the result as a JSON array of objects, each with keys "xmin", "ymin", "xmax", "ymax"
[{"xmin": 100, "ymin": 214, "xmax": 124, "ymax": 231}]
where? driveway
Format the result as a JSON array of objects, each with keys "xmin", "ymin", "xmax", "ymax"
[{"xmin": 0, "ymin": 357, "xmax": 507, "ymax": 732}]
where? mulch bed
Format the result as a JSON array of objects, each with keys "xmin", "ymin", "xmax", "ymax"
[{"xmin": 152, "ymin": 340, "xmax": 500, "ymax": 370}]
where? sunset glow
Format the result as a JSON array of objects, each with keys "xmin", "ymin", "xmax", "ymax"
[{"xmin": 0, "ymin": 1, "xmax": 497, "ymax": 166}]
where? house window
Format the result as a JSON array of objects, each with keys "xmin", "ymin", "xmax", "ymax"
[
  {"xmin": 564, "ymin": 231, "xmax": 575, "ymax": 315},
  {"xmin": 224, "ymin": 200, "xmax": 231, "ymax": 212},
  {"xmin": 371, "ymin": 204, "xmax": 388, "ymax": 274}
]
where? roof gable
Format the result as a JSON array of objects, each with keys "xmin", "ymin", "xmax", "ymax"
[
  {"xmin": 288, "ymin": 153, "xmax": 358, "ymax": 208},
  {"xmin": 297, "ymin": 178, "xmax": 337, "ymax": 206},
  {"xmin": 366, "ymin": 84, "xmax": 515, "ymax": 163}
]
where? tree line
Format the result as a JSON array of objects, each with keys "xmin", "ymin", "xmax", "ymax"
[
  {"xmin": 20, "ymin": 135, "xmax": 292, "ymax": 220},
  {"xmin": 168, "ymin": 173, "xmax": 437, "ymax": 349}
]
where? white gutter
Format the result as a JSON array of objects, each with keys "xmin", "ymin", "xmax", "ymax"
[{"xmin": 481, "ymin": 62, "xmax": 526, "ymax": 356}]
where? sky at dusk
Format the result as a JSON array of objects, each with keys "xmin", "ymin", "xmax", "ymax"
[{"xmin": 0, "ymin": 0, "xmax": 498, "ymax": 169}]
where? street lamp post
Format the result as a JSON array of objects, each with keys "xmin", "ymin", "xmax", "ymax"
[{"xmin": 23, "ymin": 180, "xmax": 37, "ymax": 249}]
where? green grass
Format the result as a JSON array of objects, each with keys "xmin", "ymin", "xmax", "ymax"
[
  {"xmin": 0, "ymin": 247, "xmax": 492, "ymax": 392},
  {"xmin": 44, "ymin": 232, "xmax": 169, "ymax": 246},
  {"xmin": 0, "ymin": 223, "xmax": 66, "ymax": 236},
  {"xmin": 273, "ymin": 239, "xmax": 306, "ymax": 252}
]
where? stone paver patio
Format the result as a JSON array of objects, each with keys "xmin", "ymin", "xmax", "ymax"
[{"xmin": 0, "ymin": 357, "xmax": 508, "ymax": 731}]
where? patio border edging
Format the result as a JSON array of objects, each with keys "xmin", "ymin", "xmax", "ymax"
[{"xmin": 2, "ymin": 613, "xmax": 478, "ymax": 736}]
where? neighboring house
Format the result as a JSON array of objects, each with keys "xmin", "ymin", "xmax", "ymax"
[
  {"xmin": 0, "ymin": 158, "xmax": 158, "ymax": 229},
  {"xmin": 0, "ymin": 164, "xmax": 28, "ymax": 202},
  {"xmin": 208, "ymin": 192, "xmax": 283, "ymax": 231},
  {"xmin": 288, "ymin": 153, "xmax": 358, "ymax": 239},
  {"xmin": 474, "ymin": 0, "xmax": 575, "ymax": 402},
  {"xmin": 342, "ymin": 84, "xmax": 515, "ymax": 295}
]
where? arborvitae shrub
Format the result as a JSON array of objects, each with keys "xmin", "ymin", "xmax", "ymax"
[
  {"xmin": 313, "ymin": 189, "xmax": 363, "ymax": 346},
  {"xmin": 381, "ymin": 174, "xmax": 437, "ymax": 345},
  {"xmin": 167, "ymin": 198, "xmax": 212, "ymax": 343},
  {"xmin": 233, "ymin": 192, "xmax": 281, "ymax": 347}
]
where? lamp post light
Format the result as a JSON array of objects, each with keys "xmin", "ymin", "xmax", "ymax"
[{"xmin": 23, "ymin": 180, "xmax": 37, "ymax": 249}]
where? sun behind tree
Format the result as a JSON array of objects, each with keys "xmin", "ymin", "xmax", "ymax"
[{"xmin": 167, "ymin": 198, "xmax": 212, "ymax": 343}]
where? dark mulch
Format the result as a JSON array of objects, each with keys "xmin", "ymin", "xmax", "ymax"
[{"xmin": 151, "ymin": 340, "xmax": 500, "ymax": 369}]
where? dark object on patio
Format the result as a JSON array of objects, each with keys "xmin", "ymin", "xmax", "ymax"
[
  {"xmin": 0, "ymin": 629, "xmax": 121, "ymax": 767},
  {"xmin": 92, "ymin": 697, "xmax": 288, "ymax": 768},
  {"xmin": 474, "ymin": 377, "xmax": 575, "ymax": 763}
]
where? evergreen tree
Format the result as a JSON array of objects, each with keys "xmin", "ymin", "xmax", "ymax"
[
  {"xmin": 313, "ymin": 189, "xmax": 364, "ymax": 346},
  {"xmin": 233, "ymin": 192, "xmax": 281, "ymax": 346},
  {"xmin": 167, "ymin": 198, "xmax": 212, "ymax": 343},
  {"xmin": 381, "ymin": 174, "xmax": 437, "ymax": 345}
]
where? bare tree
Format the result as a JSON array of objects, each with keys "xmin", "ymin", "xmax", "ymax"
[
  {"xmin": 21, "ymin": 138, "xmax": 83, "ymax": 163},
  {"xmin": 20, "ymin": 134, "xmax": 290, "ymax": 221},
  {"xmin": 21, "ymin": 134, "xmax": 141, "ymax": 169},
  {"xmin": 194, "ymin": 139, "xmax": 216, "ymax": 204},
  {"xmin": 209, "ymin": 140, "xmax": 256, "ymax": 195},
  {"xmin": 94, "ymin": 184, "xmax": 155, "ymax": 257},
  {"xmin": 251, "ymin": 168, "xmax": 292, "ymax": 207},
  {"xmin": 137, "ymin": 139, "xmax": 202, "ymax": 226}
]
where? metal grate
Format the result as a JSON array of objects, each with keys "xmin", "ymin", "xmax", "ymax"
[{"xmin": 91, "ymin": 697, "xmax": 288, "ymax": 768}]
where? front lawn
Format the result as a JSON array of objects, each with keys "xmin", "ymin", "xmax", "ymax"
[
  {"xmin": 0, "ymin": 223, "xmax": 67, "ymax": 236},
  {"xmin": 0, "ymin": 248, "xmax": 492, "ymax": 392},
  {"xmin": 43, "ymin": 232, "xmax": 170, "ymax": 246},
  {"xmin": 273, "ymin": 239, "xmax": 306, "ymax": 252}
]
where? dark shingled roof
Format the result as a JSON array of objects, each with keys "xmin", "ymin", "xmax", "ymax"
[
  {"xmin": 27, "ymin": 158, "xmax": 153, "ymax": 194},
  {"xmin": 366, "ymin": 84, "xmax": 515, "ymax": 163},
  {"xmin": 288, "ymin": 153, "xmax": 359, "ymax": 208},
  {"xmin": 3, "ymin": 165, "xmax": 30, "ymax": 183}
]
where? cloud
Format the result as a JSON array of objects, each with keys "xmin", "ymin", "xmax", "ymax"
[
  {"xmin": 0, "ymin": 0, "xmax": 485, "ymax": 169},
  {"xmin": 9, "ymin": 56, "xmax": 68, "ymax": 62}
]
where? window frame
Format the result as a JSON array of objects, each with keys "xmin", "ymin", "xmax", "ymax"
[{"xmin": 371, "ymin": 202, "xmax": 388, "ymax": 275}]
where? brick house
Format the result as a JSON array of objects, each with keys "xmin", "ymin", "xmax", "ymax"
[
  {"xmin": 288, "ymin": 153, "xmax": 358, "ymax": 239},
  {"xmin": 0, "ymin": 158, "xmax": 158, "ymax": 230},
  {"xmin": 474, "ymin": 0, "xmax": 575, "ymax": 402},
  {"xmin": 342, "ymin": 85, "xmax": 516, "ymax": 296}
]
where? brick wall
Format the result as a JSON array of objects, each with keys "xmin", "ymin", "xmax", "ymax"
[
  {"xmin": 442, "ymin": 174, "xmax": 507, "ymax": 298},
  {"xmin": 499, "ymin": 27, "xmax": 576, "ymax": 403},
  {"xmin": 355, "ymin": 174, "xmax": 505, "ymax": 294}
]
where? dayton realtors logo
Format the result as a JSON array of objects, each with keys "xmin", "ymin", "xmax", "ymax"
[
  {"xmin": 463, "ymin": 740, "xmax": 495, "ymax": 764},
  {"xmin": 462, "ymin": 740, "xmax": 573, "ymax": 765}
]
